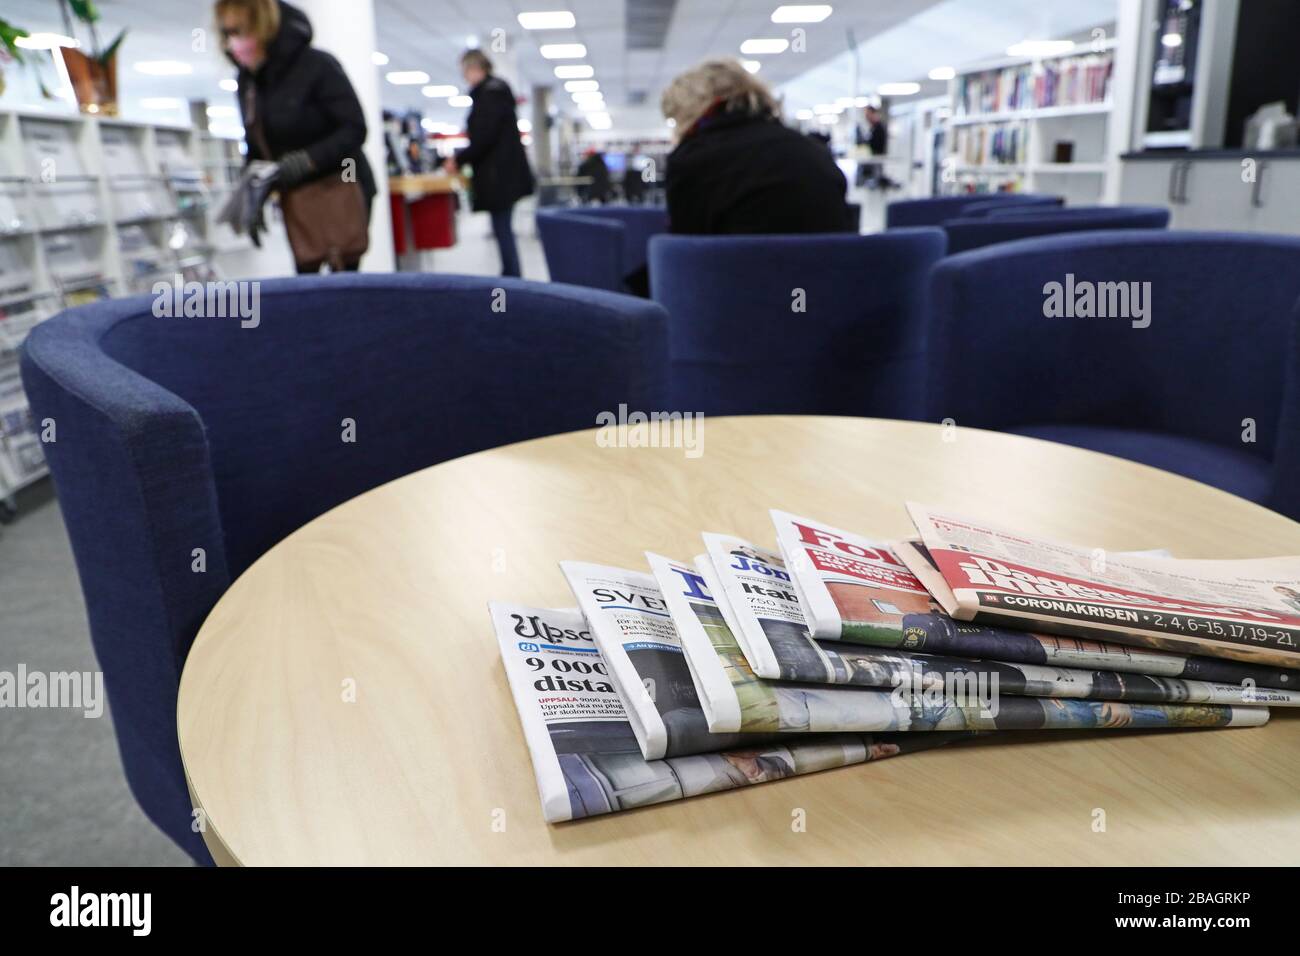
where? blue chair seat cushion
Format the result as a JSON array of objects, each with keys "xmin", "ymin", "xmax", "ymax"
[{"xmin": 1008, "ymin": 424, "xmax": 1272, "ymax": 503}]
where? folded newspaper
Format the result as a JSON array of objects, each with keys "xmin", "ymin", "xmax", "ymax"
[
  {"xmin": 489, "ymin": 601, "xmax": 958, "ymax": 822},
  {"xmin": 560, "ymin": 560, "xmax": 762, "ymax": 758},
  {"xmin": 677, "ymin": 543, "xmax": 1269, "ymax": 731},
  {"xmin": 901, "ymin": 503, "xmax": 1300, "ymax": 669},
  {"xmin": 775, "ymin": 509, "xmax": 1300, "ymax": 692}
]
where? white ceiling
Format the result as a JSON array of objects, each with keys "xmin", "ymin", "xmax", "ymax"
[{"xmin": 0, "ymin": 0, "xmax": 1118, "ymax": 134}]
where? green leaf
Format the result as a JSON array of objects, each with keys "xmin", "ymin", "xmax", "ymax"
[
  {"xmin": 99, "ymin": 27, "xmax": 127, "ymax": 65},
  {"xmin": 0, "ymin": 19, "xmax": 30, "ymax": 64},
  {"xmin": 68, "ymin": 1, "xmax": 101, "ymax": 25}
]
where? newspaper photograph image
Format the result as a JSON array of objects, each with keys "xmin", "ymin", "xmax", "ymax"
[
  {"xmin": 772, "ymin": 508, "xmax": 932, "ymax": 643},
  {"xmin": 489, "ymin": 602, "xmax": 957, "ymax": 823},
  {"xmin": 904, "ymin": 503, "xmax": 1300, "ymax": 669}
]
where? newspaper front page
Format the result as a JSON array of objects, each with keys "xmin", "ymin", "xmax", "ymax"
[{"xmin": 905, "ymin": 503, "xmax": 1300, "ymax": 669}]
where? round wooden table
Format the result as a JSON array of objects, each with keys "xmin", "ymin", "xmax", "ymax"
[{"xmin": 178, "ymin": 417, "xmax": 1300, "ymax": 865}]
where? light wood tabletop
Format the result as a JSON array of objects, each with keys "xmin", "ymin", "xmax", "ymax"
[{"xmin": 177, "ymin": 416, "xmax": 1300, "ymax": 866}]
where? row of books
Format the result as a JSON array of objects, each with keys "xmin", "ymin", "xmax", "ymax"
[
  {"xmin": 491, "ymin": 505, "xmax": 1298, "ymax": 822},
  {"xmin": 955, "ymin": 52, "xmax": 1114, "ymax": 117},
  {"xmin": 951, "ymin": 123, "xmax": 1028, "ymax": 167}
]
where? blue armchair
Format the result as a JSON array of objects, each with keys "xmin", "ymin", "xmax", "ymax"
[
  {"xmin": 927, "ymin": 231, "xmax": 1300, "ymax": 518},
  {"xmin": 956, "ymin": 195, "xmax": 1065, "ymax": 218},
  {"xmin": 886, "ymin": 194, "xmax": 1060, "ymax": 228},
  {"xmin": 650, "ymin": 229, "xmax": 946, "ymax": 418},
  {"xmin": 21, "ymin": 273, "xmax": 669, "ymax": 862},
  {"xmin": 941, "ymin": 206, "xmax": 1170, "ymax": 254},
  {"xmin": 536, "ymin": 206, "xmax": 668, "ymax": 293}
]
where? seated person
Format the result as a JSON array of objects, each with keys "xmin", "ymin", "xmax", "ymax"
[{"xmin": 624, "ymin": 59, "xmax": 850, "ymax": 296}]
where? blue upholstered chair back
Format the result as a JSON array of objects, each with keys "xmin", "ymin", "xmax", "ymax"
[
  {"xmin": 536, "ymin": 206, "xmax": 668, "ymax": 292},
  {"xmin": 957, "ymin": 195, "xmax": 1065, "ymax": 218},
  {"xmin": 941, "ymin": 206, "xmax": 1170, "ymax": 254},
  {"xmin": 886, "ymin": 193, "xmax": 1060, "ymax": 227},
  {"xmin": 649, "ymin": 228, "xmax": 946, "ymax": 418},
  {"xmin": 981, "ymin": 203, "xmax": 1165, "ymax": 220},
  {"xmin": 927, "ymin": 231, "xmax": 1300, "ymax": 518},
  {"xmin": 20, "ymin": 273, "xmax": 669, "ymax": 862}
]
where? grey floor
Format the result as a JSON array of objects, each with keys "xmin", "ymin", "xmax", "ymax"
[{"xmin": 0, "ymin": 212, "xmax": 546, "ymax": 866}]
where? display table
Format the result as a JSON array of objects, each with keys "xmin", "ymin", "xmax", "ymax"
[
  {"xmin": 389, "ymin": 173, "xmax": 463, "ymax": 267},
  {"xmin": 178, "ymin": 416, "xmax": 1300, "ymax": 865}
]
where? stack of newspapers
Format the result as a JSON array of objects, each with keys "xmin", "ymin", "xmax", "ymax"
[{"xmin": 489, "ymin": 503, "xmax": 1300, "ymax": 822}]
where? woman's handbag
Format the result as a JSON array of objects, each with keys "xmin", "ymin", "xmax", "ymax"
[{"xmin": 245, "ymin": 89, "xmax": 369, "ymax": 271}]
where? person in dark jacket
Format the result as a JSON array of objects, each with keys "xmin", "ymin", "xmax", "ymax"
[
  {"xmin": 576, "ymin": 149, "xmax": 613, "ymax": 204},
  {"xmin": 444, "ymin": 50, "xmax": 535, "ymax": 278},
  {"xmin": 623, "ymin": 58, "xmax": 850, "ymax": 295},
  {"xmin": 217, "ymin": 0, "xmax": 376, "ymax": 272}
]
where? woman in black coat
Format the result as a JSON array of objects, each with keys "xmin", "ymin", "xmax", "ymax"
[
  {"xmin": 623, "ymin": 58, "xmax": 850, "ymax": 296},
  {"xmin": 445, "ymin": 50, "xmax": 535, "ymax": 278},
  {"xmin": 217, "ymin": 0, "xmax": 375, "ymax": 272}
]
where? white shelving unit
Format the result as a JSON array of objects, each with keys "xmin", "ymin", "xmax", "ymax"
[
  {"xmin": 0, "ymin": 106, "xmax": 249, "ymax": 504},
  {"xmin": 943, "ymin": 39, "xmax": 1118, "ymax": 204}
]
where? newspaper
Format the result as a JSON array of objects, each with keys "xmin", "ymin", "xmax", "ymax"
[
  {"xmin": 656, "ymin": 548, "xmax": 1293, "ymax": 711},
  {"xmin": 772, "ymin": 508, "xmax": 932, "ymax": 642},
  {"xmin": 489, "ymin": 601, "xmax": 958, "ymax": 822},
  {"xmin": 776, "ymin": 509, "xmax": 1300, "ymax": 692},
  {"xmin": 560, "ymin": 560, "xmax": 761, "ymax": 759},
  {"xmin": 688, "ymin": 541, "xmax": 1268, "ymax": 731},
  {"xmin": 903, "ymin": 503, "xmax": 1300, "ymax": 669}
]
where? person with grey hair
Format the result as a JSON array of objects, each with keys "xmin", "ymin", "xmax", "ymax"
[{"xmin": 625, "ymin": 58, "xmax": 851, "ymax": 295}]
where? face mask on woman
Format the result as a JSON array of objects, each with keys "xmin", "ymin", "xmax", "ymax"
[{"xmin": 228, "ymin": 35, "xmax": 261, "ymax": 69}]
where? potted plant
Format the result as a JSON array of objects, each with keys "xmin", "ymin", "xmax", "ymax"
[
  {"xmin": 0, "ymin": 18, "xmax": 31, "ymax": 97},
  {"xmin": 58, "ymin": 1, "xmax": 127, "ymax": 115}
]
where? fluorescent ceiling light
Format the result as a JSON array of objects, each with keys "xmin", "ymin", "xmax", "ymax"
[
  {"xmin": 386, "ymin": 70, "xmax": 430, "ymax": 85},
  {"xmin": 571, "ymin": 90, "xmax": 604, "ymax": 102},
  {"xmin": 554, "ymin": 64, "xmax": 593, "ymax": 79},
  {"xmin": 741, "ymin": 60, "xmax": 761, "ymax": 74},
  {"xmin": 564, "ymin": 79, "xmax": 599, "ymax": 92},
  {"xmin": 853, "ymin": 96, "xmax": 870, "ymax": 108},
  {"xmin": 540, "ymin": 43, "xmax": 587, "ymax": 59},
  {"xmin": 14, "ymin": 33, "xmax": 79, "ymax": 50},
  {"xmin": 587, "ymin": 112, "xmax": 612, "ymax": 130},
  {"xmin": 817, "ymin": 114, "xmax": 838, "ymax": 125},
  {"xmin": 795, "ymin": 109, "xmax": 814, "ymax": 120},
  {"xmin": 371, "ymin": 51, "xmax": 389, "ymax": 65},
  {"xmin": 929, "ymin": 66, "xmax": 955, "ymax": 81},
  {"xmin": 206, "ymin": 105, "xmax": 237, "ymax": 118},
  {"xmin": 449, "ymin": 95, "xmax": 473, "ymax": 108},
  {"xmin": 141, "ymin": 97, "xmax": 184, "ymax": 110},
  {"xmin": 812, "ymin": 103, "xmax": 842, "ymax": 114},
  {"xmin": 218, "ymin": 78, "xmax": 239, "ymax": 92},
  {"xmin": 1162, "ymin": 33, "xmax": 1183, "ymax": 47},
  {"xmin": 576, "ymin": 99, "xmax": 606, "ymax": 112},
  {"xmin": 518, "ymin": 11, "xmax": 576, "ymax": 30},
  {"xmin": 1006, "ymin": 39, "xmax": 1075, "ymax": 57},
  {"xmin": 740, "ymin": 38, "xmax": 789, "ymax": 55},
  {"xmin": 771, "ymin": 5, "xmax": 833, "ymax": 23},
  {"xmin": 518, "ymin": 119, "xmax": 533, "ymax": 133},
  {"xmin": 422, "ymin": 84, "xmax": 459, "ymax": 98},
  {"xmin": 878, "ymin": 82, "xmax": 920, "ymax": 96},
  {"xmin": 134, "ymin": 60, "xmax": 193, "ymax": 76},
  {"xmin": 834, "ymin": 96, "xmax": 855, "ymax": 109}
]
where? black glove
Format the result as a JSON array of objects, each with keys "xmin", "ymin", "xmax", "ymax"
[{"xmin": 243, "ymin": 161, "xmax": 280, "ymax": 248}]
